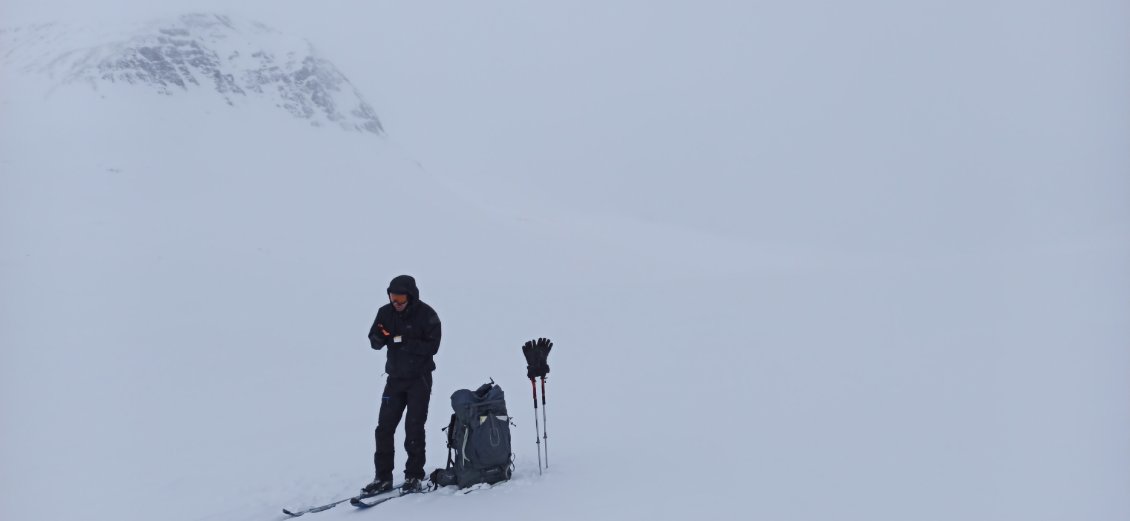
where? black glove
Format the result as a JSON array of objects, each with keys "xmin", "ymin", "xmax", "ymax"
[
  {"xmin": 371, "ymin": 323, "xmax": 393, "ymax": 350},
  {"xmin": 522, "ymin": 337, "xmax": 552, "ymax": 378}
]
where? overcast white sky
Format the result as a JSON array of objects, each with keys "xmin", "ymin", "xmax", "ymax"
[{"xmin": 3, "ymin": 0, "xmax": 1129, "ymax": 253}]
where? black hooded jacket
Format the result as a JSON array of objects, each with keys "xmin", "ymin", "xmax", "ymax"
[{"xmin": 368, "ymin": 275, "xmax": 442, "ymax": 378}]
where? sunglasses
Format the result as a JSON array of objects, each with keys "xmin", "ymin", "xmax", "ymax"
[{"xmin": 389, "ymin": 294, "xmax": 409, "ymax": 305}]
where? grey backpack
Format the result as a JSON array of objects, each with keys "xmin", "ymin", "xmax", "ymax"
[{"xmin": 430, "ymin": 380, "xmax": 514, "ymax": 488}]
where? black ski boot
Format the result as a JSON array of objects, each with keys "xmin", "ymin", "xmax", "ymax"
[
  {"xmin": 361, "ymin": 478, "xmax": 393, "ymax": 496},
  {"xmin": 401, "ymin": 477, "xmax": 422, "ymax": 494}
]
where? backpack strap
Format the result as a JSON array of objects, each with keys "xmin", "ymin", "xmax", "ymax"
[{"xmin": 443, "ymin": 413, "xmax": 457, "ymax": 468}]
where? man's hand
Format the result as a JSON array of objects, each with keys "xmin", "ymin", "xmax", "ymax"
[{"xmin": 370, "ymin": 323, "xmax": 393, "ymax": 350}]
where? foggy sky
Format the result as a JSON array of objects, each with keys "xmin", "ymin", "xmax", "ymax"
[{"xmin": 3, "ymin": 0, "xmax": 1129, "ymax": 253}]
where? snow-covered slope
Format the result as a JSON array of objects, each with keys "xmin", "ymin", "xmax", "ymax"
[
  {"xmin": 0, "ymin": 12, "xmax": 769, "ymax": 521},
  {"xmin": 2, "ymin": 7, "xmax": 1128, "ymax": 521},
  {"xmin": 1, "ymin": 13, "xmax": 383, "ymax": 133}
]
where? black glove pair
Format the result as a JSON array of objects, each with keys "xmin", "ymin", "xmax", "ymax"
[{"xmin": 522, "ymin": 337, "xmax": 552, "ymax": 379}]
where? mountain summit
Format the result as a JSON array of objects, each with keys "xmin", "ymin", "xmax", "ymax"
[{"xmin": 1, "ymin": 13, "xmax": 383, "ymax": 134}]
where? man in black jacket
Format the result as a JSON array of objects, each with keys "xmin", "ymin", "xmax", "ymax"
[{"xmin": 362, "ymin": 275, "xmax": 441, "ymax": 495}]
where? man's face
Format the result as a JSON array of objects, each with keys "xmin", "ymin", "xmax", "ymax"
[{"xmin": 389, "ymin": 293, "xmax": 408, "ymax": 312}]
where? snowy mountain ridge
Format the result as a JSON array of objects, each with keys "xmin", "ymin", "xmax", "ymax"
[{"xmin": 0, "ymin": 13, "xmax": 383, "ymax": 134}]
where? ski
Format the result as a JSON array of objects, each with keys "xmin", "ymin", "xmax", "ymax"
[
  {"xmin": 350, "ymin": 486, "xmax": 432, "ymax": 508},
  {"xmin": 283, "ymin": 486, "xmax": 400, "ymax": 517},
  {"xmin": 350, "ymin": 494, "xmax": 399, "ymax": 508},
  {"xmin": 282, "ymin": 497, "xmax": 352, "ymax": 517}
]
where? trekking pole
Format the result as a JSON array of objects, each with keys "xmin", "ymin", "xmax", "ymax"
[
  {"xmin": 541, "ymin": 376, "xmax": 548, "ymax": 468},
  {"xmin": 530, "ymin": 378, "xmax": 543, "ymax": 475},
  {"xmin": 523, "ymin": 337, "xmax": 552, "ymax": 475}
]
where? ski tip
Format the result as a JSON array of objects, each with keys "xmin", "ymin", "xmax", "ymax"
[{"xmin": 282, "ymin": 509, "xmax": 302, "ymax": 517}]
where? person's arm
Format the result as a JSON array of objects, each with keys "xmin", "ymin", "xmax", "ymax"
[
  {"xmin": 400, "ymin": 310, "xmax": 441, "ymax": 356},
  {"xmin": 368, "ymin": 310, "xmax": 390, "ymax": 350}
]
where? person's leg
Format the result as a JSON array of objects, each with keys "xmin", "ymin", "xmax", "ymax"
[
  {"xmin": 402, "ymin": 373, "xmax": 433, "ymax": 480},
  {"xmin": 374, "ymin": 378, "xmax": 409, "ymax": 481}
]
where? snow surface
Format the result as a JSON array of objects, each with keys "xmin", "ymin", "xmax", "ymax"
[{"xmin": 2, "ymin": 3, "xmax": 1129, "ymax": 521}]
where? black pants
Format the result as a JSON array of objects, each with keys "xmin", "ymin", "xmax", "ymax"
[{"xmin": 374, "ymin": 374, "xmax": 432, "ymax": 480}]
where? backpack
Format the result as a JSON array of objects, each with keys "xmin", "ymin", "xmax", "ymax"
[{"xmin": 430, "ymin": 380, "xmax": 514, "ymax": 489}]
